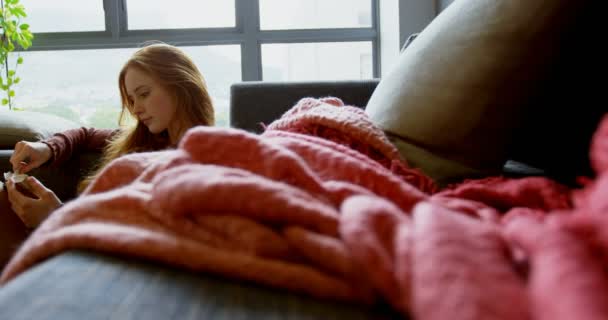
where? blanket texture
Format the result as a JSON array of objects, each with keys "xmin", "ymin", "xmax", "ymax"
[{"xmin": 2, "ymin": 97, "xmax": 607, "ymax": 320}]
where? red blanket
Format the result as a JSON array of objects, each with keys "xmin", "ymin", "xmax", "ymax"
[{"xmin": 2, "ymin": 97, "xmax": 607, "ymax": 320}]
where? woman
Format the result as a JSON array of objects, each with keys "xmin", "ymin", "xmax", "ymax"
[{"xmin": 5, "ymin": 42, "xmax": 215, "ymax": 228}]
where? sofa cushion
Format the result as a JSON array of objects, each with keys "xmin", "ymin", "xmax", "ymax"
[
  {"xmin": 0, "ymin": 251, "xmax": 394, "ymax": 320},
  {"xmin": 365, "ymin": 0, "xmax": 592, "ymax": 184},
  {"xmin": 0, "ymin": 110, "xmax": 80, "ymax": 148},
  {"xmin": 230, "ymin": 80, "xmax": 379, "ymax": 133}
]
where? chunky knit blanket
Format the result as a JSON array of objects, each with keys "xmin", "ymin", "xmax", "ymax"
[{"xmin": 2, "ymin": 97, "xmax": 607, "ymax": 320}]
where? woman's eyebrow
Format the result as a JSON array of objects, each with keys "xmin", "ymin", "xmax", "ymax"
[
  {"xmin": 127, "ymin": 85, "xmax": 149, "ymax": 100},
  {"xmin": 134, "ymin": 85, "xmax": 150, "ymax": 94}
]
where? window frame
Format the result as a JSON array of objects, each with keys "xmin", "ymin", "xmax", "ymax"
[{"xmin": 19, "ymin": 0, "xmax": 381, "ymax": 80}]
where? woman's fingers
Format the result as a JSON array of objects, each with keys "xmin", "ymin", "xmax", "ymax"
[
  {"xmin": 6, "ymin": 180, "xmax": 29, "ymax": 225},
  {"xmin": 9, "ymin": 141, "xmax": 26, "ymax": 171},
  {"xmin": 5, "ymin": 179, "xmax": 24, "ymax": 207},
  {"xmin": 24, "ymin": 176, "xmax": 51, "ymax": 199},
  {"xmin": 17, "ymin": 161, "xmax": 30, "ymax": 174},
  {"xmin": 5, "ymin": 177, "xmax": 61, "ymax": 228},
  {"xmin": 8, "ymin": 141, "xmax": 52, "ymax": 174}
]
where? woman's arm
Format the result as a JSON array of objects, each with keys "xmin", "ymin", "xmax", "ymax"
[
  {"xmin": 5, "ymin": 127, "xmax": 118, "ymax": 229},
  {"xmin": 42, "ymin": 127, "xmax": 119, "ymax": 167}
]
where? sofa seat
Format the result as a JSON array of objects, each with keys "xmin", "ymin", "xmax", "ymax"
[{"xmin": 0, "ymin": 250, "xmax": 400, "ymax": 320}]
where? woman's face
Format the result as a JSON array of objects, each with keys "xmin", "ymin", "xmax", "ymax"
[{"xmin": 124, "ymin": 67, "xmax": 180, "ymax": 140}]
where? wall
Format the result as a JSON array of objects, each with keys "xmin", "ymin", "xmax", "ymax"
[
  {"xmin": 380, "ymin": 0, "xmax": 436, "ymax": 76},
  {"xmin": 399, "ymin": 0, "xmax": 436, "ymax": 48},
  {"xmin": 439, "ymin": 0, "xmax": 455, "ymax": 10}
]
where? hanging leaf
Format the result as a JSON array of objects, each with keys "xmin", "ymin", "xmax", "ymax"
[
  {"xmin": 16, "ymin": 35, "xmax": 28, "ymax": 48},
  {"xmin": 10, "ymin": 5, "xmax": 26, "ymax": 18},
  {"xmin": 1, "ymin": 0, "xmax": 34, "ymax": 110},
  {"xmin": 6, "ymin": 20, "xmax": 16, "ymax": 33}
]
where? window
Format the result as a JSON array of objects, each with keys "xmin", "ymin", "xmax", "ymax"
[
  {"xmin": 12, "ymin": 45, "xmax": 240, "ymax": 128},
  {"xmin": 259, "ymin": 0, "xmax": 371, "ymax": 30},
  {"xmin": 20, "ymin": 0, "xmax": 105, "ymax": 33},
  {"xmin": 180, "ymin": 45, "xmax": 241, "ymax": 126},
  {"xmin": 14, "ymin": 0, "xmax": 379, "ymax": 128},
  {"xmin": 262, "ymin": 42, "xmax": 373, "ymax": 81},
  {"xmin": 10, "ymin": 49, "xmax": 130, "ymax": 128},
  {"xmin": 127, "ymin": 0, "xmax": 236, "ymax": 30}
]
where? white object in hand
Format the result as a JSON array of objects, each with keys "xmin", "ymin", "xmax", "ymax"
[{"xmin": 3, "ymin": 171, "xmax": 28, "ymax": 183}]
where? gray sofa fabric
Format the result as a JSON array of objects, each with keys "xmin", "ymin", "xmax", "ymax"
[
  {"xmin": 0, "ymin": 251, "xmax": 399, "ymax": 320},
  {"xmin": 230, "ymin": 80, "xmax": 379, "ymax": 133}
]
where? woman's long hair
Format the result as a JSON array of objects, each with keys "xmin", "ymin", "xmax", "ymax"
[{"xmin": 78, "ymin": 42, "xmax": 215, "ymax": 192}]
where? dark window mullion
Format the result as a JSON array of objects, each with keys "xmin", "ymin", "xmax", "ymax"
[
  {"xmin": 257, "ymin": 28, "xmax": 376, "ymax": 43},
  {"xmin": 24, "ymin": 29, "xmax": 243, "ymax": 51},
  {"xmin": 236, "ymin": 0, "xmax": 261, "ymax": 81},
  {"xmin": 103, "ymin": 0, "xmax": 121, "ymax": 39},
  {"xmin": 372, "ymin": 0, "xmax": 380, "ymax": 78},
  {"xmin": 118, "ymin": 0, "xmax": 128, "ymax": 34}
]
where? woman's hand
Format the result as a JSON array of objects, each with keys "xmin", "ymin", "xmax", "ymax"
[
  {"xmin": 9, "ymin": 141, "xmax": 52, "ymax": 173},
  {"xmin": 5, "ymin": 176, "xmax": 62, "ymax": 228}
]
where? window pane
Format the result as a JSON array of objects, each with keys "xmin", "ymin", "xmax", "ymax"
[
  {"xmin": 10, "ymin": 49, "xmax": 130, "ymax": 128},
  {"xmin": 180, "ymin": 45, "xmax": 242, "ymax": 127},
  {"xmin": 127, "ymin": 0, "xmax": 236, "ymax": 30},
  {"xmin": 260, "ymin": 0, "xmax": 371, "ymax": 30},
  {"xmin": 262, "ymin": 42, "xmax": 373, "ymax": 81},
  {"xmin": 10, "ymin": 45, "xmax": 240, "ymax": 128},
  {"xmin": 20, "ymin": 0, "xmax": 105, "ymax": 32}
]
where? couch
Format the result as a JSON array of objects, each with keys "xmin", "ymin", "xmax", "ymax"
[
  {"xmin": 0, "ymin": 79, "xmax": 577, "ymax": 320},
  {"xmin": 0, "ymin": 80, "xmax": 406, "ymax": 320}
]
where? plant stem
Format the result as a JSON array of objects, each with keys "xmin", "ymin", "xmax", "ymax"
[
  {"xmin": 0, "ymin": 0, "xmax": 9, "ymax": 110},
  {"xmin": 3, "ymin": 55, "xmax": 9, "ymax": 110}
]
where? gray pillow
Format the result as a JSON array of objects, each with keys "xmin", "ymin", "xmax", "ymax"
[
  {"xmin": 0, "ymin": 110, "xmax": 80, "ymax": 148},
  {"xmin": 365, "ymin": 0, "xmax": 589, "ymax": 183}
]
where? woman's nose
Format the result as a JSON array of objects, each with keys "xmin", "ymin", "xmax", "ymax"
[{"xmin": 132, "ymin": 100, "xmax": 144, "ymax": 115}]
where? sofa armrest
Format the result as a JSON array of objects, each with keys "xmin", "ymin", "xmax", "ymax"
[
  {"xmin": 0, "ymin": 150, "xmax": 100, "ymax": 202},
  {"xmin": 0, "ymin": 250, "xmax": 396, "ymax": 320},
  {"xmin": 230, "ymin": 80, "xmax": 380, "ymax": 133}
]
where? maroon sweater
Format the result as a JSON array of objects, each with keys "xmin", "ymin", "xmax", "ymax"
[{"xmin": 42, "ymin": 127, "xmax": 119, "ymax": 166}]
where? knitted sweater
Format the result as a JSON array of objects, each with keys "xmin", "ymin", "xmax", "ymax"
[{"xmin": 42, "ymin": 127, "xmax": 117, "ymax": 166}]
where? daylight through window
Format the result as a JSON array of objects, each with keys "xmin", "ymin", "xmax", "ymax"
[{"xmin": 14, "ymin": 0, "xmax": 378, "ymax": 128}]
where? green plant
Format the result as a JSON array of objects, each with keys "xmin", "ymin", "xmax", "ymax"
[{"xmin": 0, "ymin": 0, "xmax": 32, "ymax": 109}]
